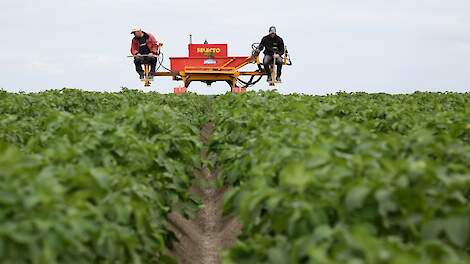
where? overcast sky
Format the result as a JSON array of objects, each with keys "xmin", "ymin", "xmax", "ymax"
[{"xmin": 0, "ymin": 0, "xmax": 469, "ymax": 94}]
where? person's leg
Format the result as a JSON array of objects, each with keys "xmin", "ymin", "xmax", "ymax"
[
  {"xmin": 134, "ymin": 57, "xmax": 144, "ymax": 78},
  {"xmin": 148, "ymin": 57, "xmax": 157, "ymax": 76},
  {"xmin": 141, "ymin": 57, "xmax": 157, "ymax": 79},
  {"xmin": 275, "ymin": 56, "xmax": 283, "ymax": 81},
  {"xmin": 263, "ymin": 55, "xmax": 273, "ymax": 74},
  {"xmin": 263, "ymin": 55, "xmax": 273, "ymax": 81}
]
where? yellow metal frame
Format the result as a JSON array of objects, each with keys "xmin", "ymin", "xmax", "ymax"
[{"xmin": 143, "ymin": 64, "xmax": 151, "ymax": 87}]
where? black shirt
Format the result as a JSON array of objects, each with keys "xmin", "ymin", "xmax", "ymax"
[
  {"xmin": 259, "ymin": 35, "xmax": 285, "ymax": 56},
  {"xmin": 137, "ymin": 33, "xmax": 151, "ymax": 55}
]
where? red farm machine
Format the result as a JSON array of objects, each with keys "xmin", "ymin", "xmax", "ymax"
[{"xmin": 129, "ymin": 35, "xmax": 291, "ymax": 94}]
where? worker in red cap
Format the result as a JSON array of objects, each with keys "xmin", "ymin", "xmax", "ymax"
[
  {"xmin": 253, "ymin": 26, "xmax": 285, "ymax": 82},
  {"xmin": 130, "ymin": 27, "xmax": 160, "ymax": 80}
]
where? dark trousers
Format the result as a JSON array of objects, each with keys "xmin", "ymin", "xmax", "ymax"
[
  {"xmin": 263, "ymin": 55, "xmax": 283, "ymax": 78},
  {"xmin": 134, "ymin": 56, "xmax": 157, "ymax": 76}
]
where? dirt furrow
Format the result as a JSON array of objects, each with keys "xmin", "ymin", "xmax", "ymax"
[{"xmin": 167, "ymin": 121, "xmax": 241, "ymax": 264}]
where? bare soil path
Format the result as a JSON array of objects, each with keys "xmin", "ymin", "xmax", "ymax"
[{"xmin": 167, "ymin": 120, "xmax": 241, "ymax": 264}]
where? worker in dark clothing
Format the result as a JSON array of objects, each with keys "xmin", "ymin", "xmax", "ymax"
[
  {"xmin": 253, "ymin": 26, "xmax": 285, "ymax": 82},
  {"xmin": 130, "ymin": 27, "xmax": 160, "ymax": 80}
]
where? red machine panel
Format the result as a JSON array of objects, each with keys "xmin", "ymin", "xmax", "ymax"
[
  {"xmin": 188, "ymin": 44, "xmax": 228, "ymax": 58},
  {"xmin": 169, "ymin": 43, "xmax": 250, "ymax": 72},
  {"xmin": 170, "ymin": 57, "xmax": 248, "ymax": 72}
]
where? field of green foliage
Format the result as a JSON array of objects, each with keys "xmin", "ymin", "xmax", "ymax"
[
  {"xmin": 213, "ymin": 92, "xmax": 470, "ymax": 263},
  {"xmin": 1, "ymin": 89, "xmax": 469, "ymax": 263}
]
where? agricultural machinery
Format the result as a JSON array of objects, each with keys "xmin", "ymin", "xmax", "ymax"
[{"xmin": 129, "ymin": 35, "xmax": 292, "ymax": 94}]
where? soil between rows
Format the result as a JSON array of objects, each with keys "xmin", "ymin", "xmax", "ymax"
[{"xmin": 167, "ymin": 120, "xmax": 242, "ymax": 264}]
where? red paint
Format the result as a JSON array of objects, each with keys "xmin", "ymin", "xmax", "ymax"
[
  {"xmin": 170, "ymin": 57, "xmax": 249, "ymax": 72},
  {"xmin": 232, "ymin": 87, "xmax": 246, "ymax": 93},
  {"xmin": 169, "ymin": 43, "xmax": 248, "ymax": 72},
  {"xmin": 174, "ymin": 87, "xmax": 188, "ymax": 94},
  {"xmin": 188, "ymin": 44, "xmax": 228, "ymax": 58}
]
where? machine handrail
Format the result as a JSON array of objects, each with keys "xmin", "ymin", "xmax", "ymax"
[{"xmin": 127, "ymin": 54, "xmax": 159, "ymax": 58}]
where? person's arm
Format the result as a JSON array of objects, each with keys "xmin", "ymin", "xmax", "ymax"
[
  {"xmin": 278, "ymin": 37, "xmax": 285, "ymax": 55},
  {"xmin": 258, "ymin": 36, "xmax": 266, "ymax": 52},
  {"xmin": 130, "ymin": 39, "xmax": 139, "ymax": 55},
  {"xmin": 147, "ymin": 33, "xmax": 160, "ymax": 55},
  {"xmin": 253, "ymin": 36, "xmax": 265, "ymax": 57}
]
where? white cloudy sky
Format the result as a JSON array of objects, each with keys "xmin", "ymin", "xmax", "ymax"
[{"xmin": 0, "ymin": 0, "xmax": 469, "ymax": 94}]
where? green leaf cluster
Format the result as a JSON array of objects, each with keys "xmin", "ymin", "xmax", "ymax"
[
  {"xmin": 0, "ymin": 89, "xmax": 209, "ymax": 263},
  {"xmin": 211, "ymin": 91, "xmax": 470, "ymax": 263}
]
